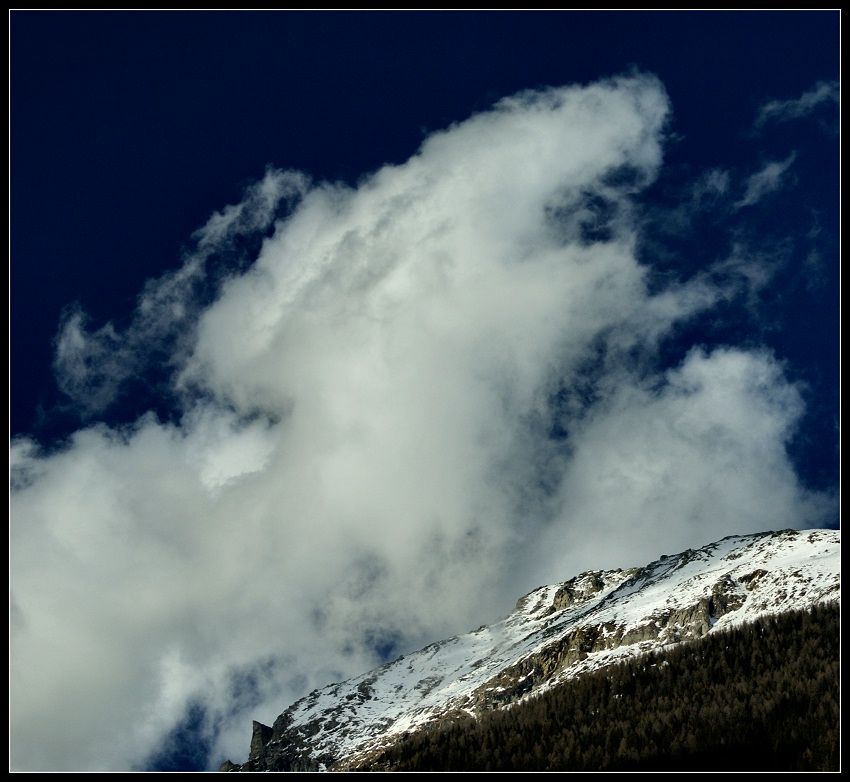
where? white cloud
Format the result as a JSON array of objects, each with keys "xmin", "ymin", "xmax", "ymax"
[
  {"xmin": 182, "ymin": 405, "xmax": 278, "ymax": 494},
  {"xmin": 525, "ymin": 346, "xmax": 834, "ymax": 584},
  {"xmin": 10, "ymin": 74, "xmax": 836, "ymax": 771},
  {"xmin": 193, "ymin": 167, "xmax": 311, "ymax": 250},
  {"xmin": 53, "ymin": 308, "xmax": 128, "ymax": 416},
  {"xmin": 691, "ymin": 167, "xmax": 730, "ymax": 203},
  {"xmin": 734, "ymin": 153, "xmax": 796, "ymax": 209},
  {"xmin": 755, "ymin": 80, "xmax": 840, "ymax": 128}
]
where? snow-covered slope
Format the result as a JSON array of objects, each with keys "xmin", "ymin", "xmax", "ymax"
[{"xmin": 221, "ymin": 528, "xmax": 839, "ymax": 771}]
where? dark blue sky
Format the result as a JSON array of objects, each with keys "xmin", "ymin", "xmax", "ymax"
[
  {"xmin": 11, "ymin": 12, "xmax": 839, "ymax": 463},
  {"xmin": 9, "ymin": 11, "xmax": 840, "ymax": 772}
]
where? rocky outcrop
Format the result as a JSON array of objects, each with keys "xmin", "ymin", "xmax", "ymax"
[
  {"xmin": 220, "ymin": 713, "xmax": 333, "ymax": 772},
  {"xmin": 551, "ymin": 570, "xmax": 609, "ymax": 611},
  {"xmin": 461, "ymin": 567, "xmax": 753, "ymax": 715}
]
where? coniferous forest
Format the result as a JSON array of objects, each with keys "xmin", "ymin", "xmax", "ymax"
[{"xmin": 358, "ymin": 603, "xmax": 839, "ymax": 772}]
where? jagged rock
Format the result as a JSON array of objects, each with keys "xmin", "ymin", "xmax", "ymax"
[
  {"xmin": 552, "ymin": 570, "xmax": 607, "ymax": 610},
  {"xmin": 249, "ymin": 720, "xmax": 273, "ymax": 757}
]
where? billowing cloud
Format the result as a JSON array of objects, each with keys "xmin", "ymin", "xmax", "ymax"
[
  {"xmin": 10, "ymin": 73, "xmax": 837, "ymax": 771},
  {"xmin": 524, "ymin": 346, "xmax": 834, "ymax": 583}
]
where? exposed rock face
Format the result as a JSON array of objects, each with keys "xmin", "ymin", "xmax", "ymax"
[
  {"xmin": 249, "ymin": 721, "xmax": 273, "ymax": 758},
  {"xmin": 551, "ymin": 570, "xmax": 610, "ymax": 611},
  {"xmin": 220, "ymin": 528, "xmax": 839, "ymax": 772},
  {"xmin": 233, "ymin": 713, "xmax": 330, "ymax": 772}
]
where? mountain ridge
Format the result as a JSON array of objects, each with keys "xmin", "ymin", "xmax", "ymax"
[{"xmin": 220, "ymin": 527, "xmax": 840, "ymax": 772}]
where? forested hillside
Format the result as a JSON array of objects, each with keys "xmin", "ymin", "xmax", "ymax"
[{"xmin": 361, "ymin": 603, "xmax": 839, "ymax": 772}]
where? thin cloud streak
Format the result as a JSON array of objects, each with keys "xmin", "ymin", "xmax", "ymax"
[
  {"xmin": 755, "ymin": 80, "xmax": 840, "ymax": 128},
  {"xmin": 734, "ymin": 154, "xmax": 797, "ymax": 209},
  {"xmin": 10, "ymin": 74, "xmax": 837, "ymax": 771}
]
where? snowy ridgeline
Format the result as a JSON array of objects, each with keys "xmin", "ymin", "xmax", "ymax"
[{"xmin": 221, "ymin": 528, "xmax": 839, "ymax": 772}]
